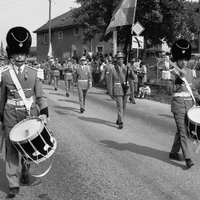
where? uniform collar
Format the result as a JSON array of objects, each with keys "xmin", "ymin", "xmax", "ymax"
[{"xmin": 13, "ymin": 64, "xmax": 25, "ymax": 73}]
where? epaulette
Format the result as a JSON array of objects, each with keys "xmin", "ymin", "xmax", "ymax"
[{"xmin": 0, "ymin": 65, "xmax": 11, "ymax": 82}]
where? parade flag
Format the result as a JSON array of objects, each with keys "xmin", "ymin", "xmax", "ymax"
[
  {"xmin": 47, "ymin": 42, "xmax": 53, "ymax": 57},
  {"xmin": 105, "ymin": 0, "xmax": 137, "ymax": 35}
]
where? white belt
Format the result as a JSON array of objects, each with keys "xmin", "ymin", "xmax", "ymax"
[
  {"xmin": 114, "ymin": 82, "xmax": 130, "ymax": 86},
  {"xmin": 65, "ymin": 73, "xmax": 72, "ymax": 75},
  {"xmin": 173, "ymin": 92, "xmax": 191, "ymax": 97},
  {"xmin": 7, "ymin": 96, "xmax": 33, "ymax": 107},
  {"xmin": 78, "ymin": 80, "xmax": 88, "ymax": 82}
]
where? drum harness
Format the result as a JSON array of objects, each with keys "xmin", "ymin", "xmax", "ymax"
[
  {"xmin": 9, "ymin": 67, "xmax": 32, "ymax": 115},
  {"xmin": 8, "ymin": 67, "xmax": 56, "ymax": 177}
]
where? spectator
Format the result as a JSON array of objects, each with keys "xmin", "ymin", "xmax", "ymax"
[
  {"xmin": 138, "ymin": 83, "xmax": 151, "ymax": 98},
  {"xmin": 138, "ymin": 60, "xmax": 147, "ymax": 89}
]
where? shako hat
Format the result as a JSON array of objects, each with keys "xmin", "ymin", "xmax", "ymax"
[
  {"xmin": 171, "ymin": 39, "xmax": 191, "ymax": 62},
  {"xmin": 115, "ymin": 52, "xmax": 124, "ymax": 59},
  {"xmin": 6, "ymin": 26, "xmax": 32, "ymax": 55}
]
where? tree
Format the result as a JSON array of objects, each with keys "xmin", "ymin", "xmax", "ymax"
[{"xmin": 73, "ymin": 0, "xmax": 196, "ymax": 58}]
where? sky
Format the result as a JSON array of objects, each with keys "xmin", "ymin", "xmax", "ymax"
[{"xmin": 0, "ymin": 0, "xmax": 79, "ymax": 47}]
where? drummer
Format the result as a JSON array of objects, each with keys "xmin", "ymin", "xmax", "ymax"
[
  {"xmin": 0, "ymin": 26, "xmax": 48, "ymax": 198},
  {"xmin": 168, "ymin": 39, "xmax": 200, "ymax": 169}
]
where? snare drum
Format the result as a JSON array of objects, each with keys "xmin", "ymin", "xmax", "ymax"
[
  {"xmin": 10, "ymin": 117, "xmax": 57, "ymax": 164},
  {"xmin": 187, "ymin": 107, "xmax": 200, "ymax": 141}
]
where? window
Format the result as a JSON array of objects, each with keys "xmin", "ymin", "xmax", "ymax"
[
  {"xmin": 44, "ymin": 34, "xmax": 48, "ymax": 44},
  {"xmin": 83, "ymin": 50, "xmax": 86, "ymax": 56},
  {"xmin": 96, "ymin": 46, "xmax": 103, "ymax": 53},
  {"xmin": 74, "ymin": 28, "xmax": 79, "ymax": 35},
  {"xmin": 58, "ymin": 31, "xmax": 63, "ymax": 39}
]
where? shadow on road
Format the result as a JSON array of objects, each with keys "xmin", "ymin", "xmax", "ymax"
[
  {"xmin": 88, "ymin": 91, "xmax": 107, "ymax": 96},
  {"xmin": 58, "ymin": 99, "xmax": 79, "ymax": 105},
  {"xmin": 158, "ymin": 114, "xmax": 174, "ymax": 119},
  {"xmin": 79, "ymin": 117, "xmax": 117, "ymax": 128},
  {"xmin": 100, "ymin": 140, "xmax": 185, "ymax": 169},
  {"xmin": 104, "ymin": 98, "xmax": 115, "ymax": 102},
  {"xmin": 49, "ymin": 92, "xmax": 68, "ymax": 97},
  {"xmin": 54, "ymin": 106, "xmax": 80, "ymax": 115}
]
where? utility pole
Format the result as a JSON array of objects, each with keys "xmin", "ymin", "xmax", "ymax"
[
  {"xmin": 48, "ymin": 0, "xmax": 52, "ymax": 51},
  {"xmin": 199, "ymin": 0, "xmax": 200, "ymax": 53}
]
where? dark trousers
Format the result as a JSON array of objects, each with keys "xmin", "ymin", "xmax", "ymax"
[
  {"xmin": 171, "ymin": 113, "xmax": 191, "ymax": 159},
  {"xmin": 78, "ymin": 89, "xmax": 88, "ymax": 109},
  {"xmin": 115, "ymin": 95, "xmax": 128, "ymax": 123}
]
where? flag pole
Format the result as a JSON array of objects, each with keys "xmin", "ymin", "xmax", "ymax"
[
  {"xmin": 113, "ymin": 30, "xmax": 117, "ymax": 57},
  {"xmin": 131, "ymin": 0, "xmax": 138, "ymax": 58},
  {"xmin": 48, "ymin": 0, "xmax": 52, "ymax": 58}
]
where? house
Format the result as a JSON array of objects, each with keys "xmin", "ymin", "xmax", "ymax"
[
  {"xmin": 26, "ymin": 46, "xmax": 37, "ymax": 64},
  {"xmin": 34, "ymin": 9, "xmax": 120, "ymax": 63}
]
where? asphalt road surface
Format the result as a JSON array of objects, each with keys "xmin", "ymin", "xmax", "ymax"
[{"xmin": 1, "ymin": 80, "xmax": 200, "ymax": 200}]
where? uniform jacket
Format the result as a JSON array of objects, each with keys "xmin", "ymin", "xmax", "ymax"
[
  {"xmin": 170, "ymin": 67, "xmax": 200, "ymax": 113},
  {"xmin": 74, "ymin": 64, "xmax": 92, "ymax": 90},
  {"xmin": 50, "ymin": 62, "xmax": 60, "ymax": 77},
  {"xmin": 0, "ymin": 64, "xmax": 48, "ymax": 128},
  {"xmin": 107, "ymin": 64, "xmax": 136, "ymax": 97},
  {"xmin": 64, "ymin": 64, "xmax": 73, "ymax": 80},
  {"xmin": 101, "ymin": 63, "xmax": 113, "ymax": 81}
]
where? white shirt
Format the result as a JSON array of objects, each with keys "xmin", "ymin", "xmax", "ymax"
[{"xmin": 13, "ymin": 64, "xmax": 25, "ymax": 74}]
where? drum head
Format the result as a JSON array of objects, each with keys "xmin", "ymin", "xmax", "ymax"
[
  {"xmin": 187, "ymin": 107, "xmax": 200, "ymax": 124},
  {"xmin": 10, "ymin": 117, "xmax": 43, "ymax": 143}
]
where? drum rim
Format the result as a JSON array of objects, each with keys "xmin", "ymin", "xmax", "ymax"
[
  {"xmin": 10, "ymin": 116, "xmax": 44, "ymax": 143},
  {"xmin": 187, "ymin": 107, "xmax": 200, "ymax": 125}
]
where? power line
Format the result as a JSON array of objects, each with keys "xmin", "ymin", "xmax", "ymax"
[{"xmin": 0, "ymin": 0, "xmax": 33, "ymax": 11}]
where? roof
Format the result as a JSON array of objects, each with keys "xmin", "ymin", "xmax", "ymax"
[{"xmin": 34, "ymin": 9, "xmax": 78, "ymax": 33}]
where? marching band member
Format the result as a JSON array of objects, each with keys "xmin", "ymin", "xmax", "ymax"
[
  {"xmin": 100, "ymin": 56, "xmax": 113, "ymax": 94},
  {"xmin": 74, "ymin": 56, "xmax": 92, "ymax": 113},
  {"xmin": 0, "ymin": 26, "xmax": 49, "ymax": 198},
  {"xmin": 169, "ymin": 39, "xmax": 200, "ymax": 169},
  {"xmin": 107, "ymin": 53, "xmax": 136, "ymax": 129},
  {"xmin": 71, "ymin": 57, "xmax": 79, "ymax": 86},
  {"xmin": 128, "ymin": 58, "xmax": 138, "ymax": 104},
  {"xmin": 51, "ymin": 58, "xmax": 60, "ymax": 91},
  {"xmin": 63, "ymin": 58, "xmax": 73, "ymax": 97}
]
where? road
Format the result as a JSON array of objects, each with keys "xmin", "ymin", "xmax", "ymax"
[{"xmin": 1, "ymin": 80, "xmax": 200, "ymax": 200}]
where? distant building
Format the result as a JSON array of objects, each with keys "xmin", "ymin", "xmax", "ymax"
[
  {"xmin": 34, "ymin": 10, "xmax": 121, "ymax": 63},
  {"xmin": 26, "ymin": 46, "xmax": 37, "ymax": 64}
]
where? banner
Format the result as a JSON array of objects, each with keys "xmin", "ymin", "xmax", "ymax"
[
  {"xmin": 105, "ymin": 0, "xmax": 137, "ymax": 35},
  {"xmin": 47, "ymin": 42, "xmax": 53, "ymax": 57}
]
